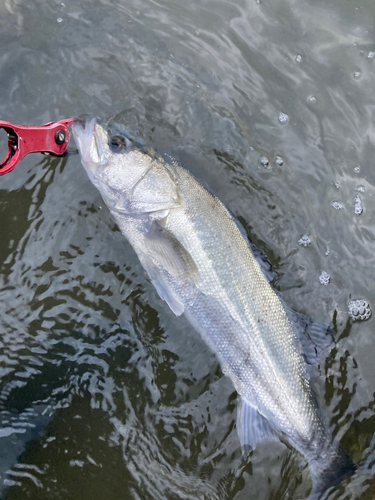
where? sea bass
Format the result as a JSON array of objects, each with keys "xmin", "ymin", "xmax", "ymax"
[{"xmin": 72, "ymin": 118, "xmax": 355, "ymax": 497}]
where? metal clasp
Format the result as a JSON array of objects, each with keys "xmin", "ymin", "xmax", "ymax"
[{"xmin": 0, "ymin": 118, "xmax": 78, "ymax": 175}]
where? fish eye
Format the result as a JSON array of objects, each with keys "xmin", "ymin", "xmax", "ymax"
[{"xmin": 109, "ymin": 135, "xmax": 129, "ymax": 152}]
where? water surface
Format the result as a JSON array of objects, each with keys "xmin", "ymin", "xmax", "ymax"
[{"xmin": 1, "ymin": 0, "xmax": 375, "ymax": 498}]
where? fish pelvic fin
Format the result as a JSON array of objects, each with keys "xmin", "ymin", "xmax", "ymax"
[{"xmin": 236, "ymin": 399, "xmax": 278, "ymax": 453}]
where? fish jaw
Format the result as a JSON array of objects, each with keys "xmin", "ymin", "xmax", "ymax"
[
  {"xmin": 71, "ymin": 118, "xmax": 129, "ymax": 210},
  {"xmin": 71, "ymin": 118, "xmax": 109, "ymax": 189}
]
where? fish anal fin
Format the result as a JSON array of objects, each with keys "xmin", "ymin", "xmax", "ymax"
[{"xmin": 237, "ymin": 399, "xmax": 278, "ymax": 453}]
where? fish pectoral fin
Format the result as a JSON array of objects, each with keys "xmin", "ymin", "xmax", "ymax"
[
  {"xmin": 144, "ymin": 221, "xmax": 199, "ymax": 280},
  {"xmin": 281, "ymin": 298, "xmax": 333, "ymax": 366},
  {"xmin": 237, "ymin": 399, "xmax": 278, "ymax": 453},
  {"xmin": 139, "ymin": 221, "xmax": 199, "ymax": 316},
  {"xmin": 140, "ymin": 257, "xmax": 185, "ymax": 316}
]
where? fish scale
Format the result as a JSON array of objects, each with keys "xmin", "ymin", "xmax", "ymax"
[{"xmin": 170, "ymin": 167, "xmax": 308, "ymax": 396}]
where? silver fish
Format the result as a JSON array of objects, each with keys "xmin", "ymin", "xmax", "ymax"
[{"xmin": 72, "ymin": 118, "xmax": 355, "ymax": 497}]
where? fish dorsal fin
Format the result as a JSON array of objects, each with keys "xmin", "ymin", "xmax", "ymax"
[
  {"xmin": 228, "ymin": 212, "xmax": 331, "ymax": 366},
  {"xmin": 281, "ymin": 298, "xmax": 333, "ymax": 366},
  {"xmin": 248, "ymin": 240, "xmax": 275, "ymax": 283},
  {"xmin": 229, "ymin": 212, "xmax": 276, "ymax": 283},
  {"xmin": 237, "ymin": 399, "xmax": 278, "ymax": 453}
]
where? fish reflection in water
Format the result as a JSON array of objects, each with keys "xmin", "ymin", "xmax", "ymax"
[{"xmin": 72, "ymin": 118, "xmax": 356, "ymax": 498}]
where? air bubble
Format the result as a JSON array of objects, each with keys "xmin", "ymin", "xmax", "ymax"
[
  {"xmin": 348, "ymin": 299, "xmax": 372, "ymax": 321},
  {"xmin": 308, "ymin": 96, "xmax": 317, "ymax": 103},
  {"xmin": 295, "ymin": 55, "xmax": 302, "ymax": 63},
  {"xmin": 319, "ymin": 271, "xmax": 330, "ymax": 285},
  {"xmin": 368, "ymin": 51, "xmax": 375, "ymax": 59},
  {"xmin": 275, "ymin": 155, "xmax": 283, "ymax": 166},
  {"xmin": 330, "ymin": 201, "xmax": 345, "ymax": 210},
  {"xmin": 57, "ymin": 17, "xmax": 63, "ymax": 22},
  {"xmin": 334, "ymin": 182, "xmax": 340, "ymax": 189},
  {"xmin": 298, "ymin": 234, "xmax": 311, "ymax": 247},
  {"xmin": 353, "ymin": 70, "xmax": 361, "ymax": 79},
  {"xmin": 356, "ymin": 185, "xmax": 365, "ymax": 192},
  {"xmin": 260, "ymin": 156, "xmax": 270, "ymax": 168},
  {"xmin": 278, "ymin": 112, "xmax": 289, "ymax": 124},
  {"xmin": 354, "ymin": 165, "xmax": 360, "ymax": 173},
  {"xmin": 354, "ymin": 194, "xmax": 363, "ymax": 215},
  {"xmin": 325, "ymin": 246, "xmax": 330, "ymax": 256}
]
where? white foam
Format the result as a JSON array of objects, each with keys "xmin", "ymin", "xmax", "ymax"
[
  {"xmin": 278, "ymin": 112, "xmax": 289, "ymax": 124},
  {"xmin": 319, "ymin": 271, "xmax": 330, "ymax": 285},
  {"xmin": 348, "ymin": 299, "xmax": 372, "ymax": 321}
]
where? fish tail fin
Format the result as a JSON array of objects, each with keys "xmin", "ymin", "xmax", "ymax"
[{"xmin": 309, "ymin": 447, "xmax": 357, "ymax": 499}]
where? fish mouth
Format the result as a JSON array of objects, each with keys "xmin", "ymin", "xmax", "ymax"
[{"xmin": 71, "ymin": 118, "xmax": 106, "ymax": 168}]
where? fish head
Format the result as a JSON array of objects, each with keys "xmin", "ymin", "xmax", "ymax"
[{"xmin": 72, "ymin": 118, "xmax": 180, "ymax": 215}]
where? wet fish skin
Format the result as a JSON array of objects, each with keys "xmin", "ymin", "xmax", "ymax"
[{"xmin": 72, "ymin": 119, "xmax": 355, "ymax": 495}]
